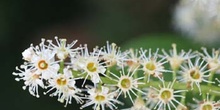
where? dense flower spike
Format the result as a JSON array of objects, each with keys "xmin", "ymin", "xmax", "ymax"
[{"xmin": 12, "ymin": 37, "xmax": 220, "ymax": 110}]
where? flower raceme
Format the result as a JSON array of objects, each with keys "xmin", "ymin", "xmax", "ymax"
[{"xmin": 12, "ymin": 37, "xmax": 220, "ymax": 110}]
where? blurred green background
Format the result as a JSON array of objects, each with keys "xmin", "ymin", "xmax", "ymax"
[{"xmin": 1, "ymin": 0, "xmax": 218, "ymax": 110}]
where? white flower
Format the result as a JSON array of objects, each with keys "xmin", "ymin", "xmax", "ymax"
[
  {"xmin": 125, "ymin": 49, "xmax": 141, "ymax": 71},
  {"xmin": 22, "ymin": 46, "xmax": 35, "ymax": 62},
  {"xmin": 201, "ymin": 47, "xmax": 220, "ymax": 72},
  {"xmin": 139, "ymin": 48, "xmax": 170, "ymax": 82},
  {"xmin": 109, "ymin": 66, "xmax": 145, "ymax": 104},
  {"xmin": 173, "ymin": 1, "xmax": 197, "ymax": 36},
  {"xmin": 162, "ymin": 43, "xmax": 196, "ymax": 71},
  {"xmin": 73, "ymin": 45, "xmax": 106, "ymax": 85},
  {"xmin": 29, "ymin": 39, "xmax": 60, "ymax": 80},
  {"xmin": 12, "ymin": 65, "xmax": 44, "ymax": 98},
  {"xmin": 208, "ymin": 0, "xmax": 220, "ymax": 23},
  {"xmin": 178, "ymin": 57, "xmax": 212, "ymax": 94},
  {"xmin": 190, "ymin": 0, "xmax": 209, "ymax": 9},
  {"xmin": 212, "ymin": 78, "xmax": 220, "ymax": 94},
  {"xmin": 83, "ymin": 56, "xmax": 106, "ymax": 84},
  {"xmin": 81, "ymin": 86, "xmax": 122, "ymax": 110},
  {"xmin": 191, "ymin": 93, "xmax": 220, "ymax": 110},
  {"xmin": 100, "ymin": 41, "xmax": 128, "ymax": 67},
  {"xmin": 44, "ymin": 68, "xmax": 83, "ymax": 107},
  {"xmin": 47, "ymin": 36, "xmax": 79, "ymax": 60},
  {"xmin": 143, "ymin": 88, "xmax": 159, "ymax": 109},
  {"xmin": 173, "ymin": 0, "xmax": 220, "ymax": 45},
  {"xmin": 151, "ymin": 80, "xmax": 187, "ymax": 110}
]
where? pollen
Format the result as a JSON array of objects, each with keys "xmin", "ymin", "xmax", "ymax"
[
  {"xmin": 38, "ymin": 60, "xmax": 48, "ymax": 70},
  {"xmin": 87, "ymin": 62, "xmax": 97, "ymax": 72},
  {"xmin": 160, "ymin": 89, "xmax": 172, "ymax": 102},
  {"xmin": 202, "ymin": 104, "xmax": 212, "ymax": 110},
  {"xmin": 95, "ymin": 95, "xmax": 106, "ymax": 102},
  {"xmin": 189, "ymin": 69, "xmax": 200, "ymax": 80},
  {"xmin": 56, "ymin": 77, "xmax": 67, "ymax": 86},
  {"xmin": 145, "ymin": 61, "xmax": 156, "ymax": 71},
  {"xmin": 120, "ymin": 78, "xmax": 131, "ymax": 89}
]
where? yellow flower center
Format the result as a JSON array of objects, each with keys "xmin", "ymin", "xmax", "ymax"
[
  {"xmin": 190, "ymin": 69, "xmax": 200, "ymax": 80},
  {"xmin": 145, "ymin": 62, "xmax": 156, "ymax": 71},
  {"xmin": 202, "ymin": 104, "xmax": 212, "ymax": 110},
  {"xmin": 160, "ymin": 90, "xmax": 172, "ymax": 102},
  {"xmin": 87, "ymin": 62, "xmax": 97, "ymax": 72},
  {"xmin": 56, "ymin": 77, "xmax": 67, "ymax": 86},
  {"xmin": 38, "ymin": 60, "xmax": 48, "ymax": 70},
  {"xmin": 95, "ymin": 95, "xmax": 106, "ymax": 102},
  {"xmin": 120, "ymin": 78, "xmax": 131, "ymax": 89}
]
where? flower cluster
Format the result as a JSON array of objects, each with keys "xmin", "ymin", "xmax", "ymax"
[{"xmin": 13, "ymin": 37, "xmax": 220, "ymax": 110}]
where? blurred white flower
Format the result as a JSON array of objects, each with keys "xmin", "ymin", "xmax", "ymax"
[{"xmin": 173, "ymin": 0, "xmax": 220, "ymax": 45}]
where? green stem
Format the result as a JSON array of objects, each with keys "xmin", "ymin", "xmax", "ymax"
[
  {"xmin": 134, "ymin": 70, "xmax": 138, "ymax": 79},
  {"xmin": 97, "ymin": 82, "xmax": 102, "ymax": 90},
  {"xmin": 210, "ymin": 94, "xmax": 216, "ymax": 101},
  {"xmin": 144, "ymin": 74, "xmax": 149, "ymax": 83},
  {"xmin": 180, "ymin": 91, "xmax": 186, "ymax": 105},
  {"xmin": 59, "ymin": 61, "xmax": 65, "ymax": 74},
  {"xmin": 172, "ymin": 70, "xmax": 177, "ymax": 81},
  {"xmin": 208, "ymin": 71, "xmax": 215, "ymax": 86},
  {"xmin": 106, "ymin": 67, "xmax": 110, "ymax": 76}
]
